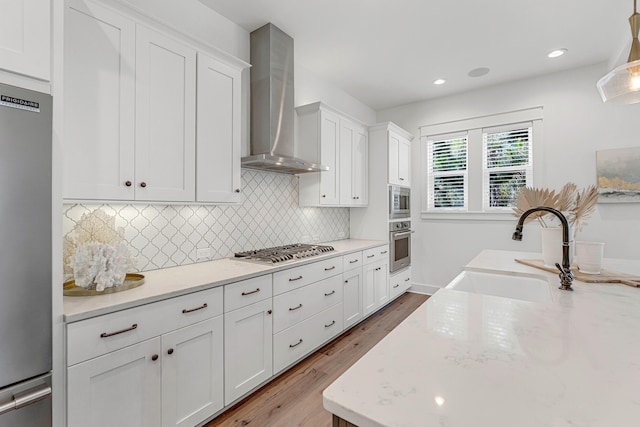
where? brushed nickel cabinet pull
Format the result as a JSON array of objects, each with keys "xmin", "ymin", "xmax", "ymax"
[
  {"xmin": 380, "ymin": 250, "xmax": 388, "ymax": 254},
  {"xmin": 151, "ymin": 354, "xmax": 158, "ymax": 361},
  {"xmin": 399, "ymin": 177, "xmax": 405, "ymax": 181},
  {"xmin": 324, "ymin": 290, "xmax": 336, "ymax": 296},
  {"xmin": 167, "ymin": 348, "xmax": 174, "ymax": 355},
  {"xmin": 182, "ymin": 303, "xmax": 208, "ymax": 314},
  {"xmin": 405, "ymin": 278, "xmax": 410, "ymax": 282},
  {"xmin": 393, "ymin": 284, "xmax": 400, "ymax": 289},
  {"xmin": 100, "ymin": 323, "xmax": 137, "ymax": 338},
  {"xmin": 367, "ymin": 254, "xmax": 375, "ymax": 258},
  {"xmin": 289, "ymin": 338, "xmax": 303, "ymax": 348},
  {"xmin": 241, "ymin": 288, "xmax": 260, "ymax": 296},
  {"xmin": 289, "ymin": 303, "xmax": 303, "ymax": 311},
  {"xmin": 349, "ymin": 259, "xmax": 358, "ymax": 264},
  {"xmin": 324, "ymin": 266, "xmax": 335, "ymax": 271},
  {"xmin": 289, "ymin": 275, "xmax": 303, "ymax": 282},
  {"xmin": 325, "ymin": 320, "xmax": 336, "ymax": 328}
]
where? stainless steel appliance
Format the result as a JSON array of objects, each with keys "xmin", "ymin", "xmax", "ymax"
[
  {"xmin": 389, "ymin": 186, "xmax": 410, "ymax": 219},
  {"xmin": 390, "ymin": 221, "xmax": 412, "ymax": 272},
  {"xmin": 242, "ymin": 23, "xmax": 329, "ymax": 174},
  {"xmin": 0, "ymin": 83, "xmax": 52, "ymax": 425},
  {"xmin": 235, "ymin": 243, "xmax": 335, "ymax": 264}
]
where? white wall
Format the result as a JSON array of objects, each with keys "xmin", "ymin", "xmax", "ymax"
[{"xmin": 377, "ymin": 62, "xmax": 640, "ymax": 288}]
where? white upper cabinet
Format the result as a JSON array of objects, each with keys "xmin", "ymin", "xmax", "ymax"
[
  {"xmin": 297, "ymin": 102, "xmax": 368, "ymax": 207},
  {"xmin": 389, "ymin": 130, "xmax": 411, "ymax": 186},
  {"xmin": 0, "ymin": 0, "xmax": 50, "ymax": 82},
  {"xmin": 135, "ymin": 26, "xmax": 196, "ymax": 202},
  {"xmin": 196, "ymin": 53, "xmax": 242, "ymax": 203},
  {"xmin": 63, "ymin": 0, "xmax": 136, "ymax": 200},
  {"xmin": 62, "ymin": 0, "xmax": 247, "ymax": 203}
]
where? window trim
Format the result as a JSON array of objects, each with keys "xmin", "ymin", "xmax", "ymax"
[{"xmin": 420, "ymin": 107, "xmax": 543, "ymax": 221}]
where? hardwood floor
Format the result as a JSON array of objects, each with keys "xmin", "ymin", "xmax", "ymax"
[{"xmin": 206, "ymin": 292, "xmax": 429, "ymax": 427}]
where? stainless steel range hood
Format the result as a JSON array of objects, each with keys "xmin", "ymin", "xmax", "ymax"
[{"xmin": 242, "ymin": 23, "xmax": 329, "ymax": 174}]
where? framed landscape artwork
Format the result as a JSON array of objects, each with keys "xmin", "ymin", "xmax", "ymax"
[{"xmin": 596, "ymin": 147, "xmax": 640, "ymax": 203}]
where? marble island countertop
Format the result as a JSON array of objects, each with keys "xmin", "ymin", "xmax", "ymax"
[
  {"xmin": 64, "ymin": 239, "xmax": 385, "ymax": 322},
  {"xmin": 323, "ymin": 250, "xmax": 640, "ymax": 427}
]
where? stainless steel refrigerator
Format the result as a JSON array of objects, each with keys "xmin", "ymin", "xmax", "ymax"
[{"xmin": 0, "ymin": 83, "xmax": 52, "ymax": 426}]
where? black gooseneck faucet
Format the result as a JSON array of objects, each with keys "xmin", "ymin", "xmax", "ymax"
[{"xmin": 512, "ymin": 206, "xmax": 574, "ymax": 291}]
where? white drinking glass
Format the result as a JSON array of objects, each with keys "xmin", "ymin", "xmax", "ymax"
[{"xmin": 575, "ymin": 241, "xmax": 605, "ymax": 274}]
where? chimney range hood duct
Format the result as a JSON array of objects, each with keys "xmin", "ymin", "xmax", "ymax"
[{"xmin": 242, "ymin": 23, "xmax": 328, "ymax": 174}]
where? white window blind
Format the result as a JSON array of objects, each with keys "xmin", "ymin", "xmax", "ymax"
[
  {"xmin": 482, "ymin": 123, "xmax": 532, "ymax": 210},
  {"xmin": 427, "ymin": 132, "xmax": 468, "ymax": 210}
]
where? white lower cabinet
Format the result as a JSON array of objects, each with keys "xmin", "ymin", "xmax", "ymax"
[
  {"xmin": 343, "ymin": 266, "xmax": 363, "ymax": 329},
  {"xmin": 161, "ymin": 317, "xmax": 224, "ymax": 427},
  {"xmin": 390, "ymin": 267, "xmax": 412, "ymax": 301},
  {"xmin": 273, "ymin": 303, "xmax": 343, "ymax": 374},
  {"xmin": 67, "ymin": 338, "xmax": 162, "ymax": 427},
  {"xmin": 363, "ymin": 259, "xmax": 390, "ymax": 316},
  {"xmin": 224, "ymin": 298, "xmax": 273, "ymax": 405}
]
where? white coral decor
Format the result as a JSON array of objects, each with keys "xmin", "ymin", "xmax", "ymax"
[
  {"xmin": 71, "ymin": 242, "xmax": 133, "ymax": 291},
  {"xmin": 65, "ymin": 209, "xmax": 136, "ymax": 290}
]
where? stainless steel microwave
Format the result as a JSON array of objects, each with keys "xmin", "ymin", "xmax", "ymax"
[{"xmin": 389, "ymin": 186, "xmax": 410, "ymax": 219}]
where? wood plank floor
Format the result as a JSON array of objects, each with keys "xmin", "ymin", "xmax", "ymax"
[{"xmin": 206, "ymin": 292, "xmax": 429, "ymax": 427}]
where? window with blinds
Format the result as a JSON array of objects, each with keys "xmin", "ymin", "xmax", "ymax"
[
  {"xmin": 427, "ymin": 132, "xmax": 468, "ymax": 209},
  {"xmin": 482, "ymin": 123, "xmax": 532, "ymax": 210}
]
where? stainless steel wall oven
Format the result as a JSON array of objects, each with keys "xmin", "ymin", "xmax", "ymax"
[{"xmin": 390, "ymin": 221, "xmax": 412, "ymax": 272}]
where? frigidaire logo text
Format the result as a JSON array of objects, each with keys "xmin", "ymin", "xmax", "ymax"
[{"xmin": 1, "ymin": 95, "xmax": 39, "ymax": 109}]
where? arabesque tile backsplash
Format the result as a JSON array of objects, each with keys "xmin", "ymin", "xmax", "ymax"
[{"xmin": 63, "ymin": 169, "xmax": 349, "ymax": 272}]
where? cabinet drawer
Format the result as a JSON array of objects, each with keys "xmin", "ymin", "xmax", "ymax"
[
  {"xmin": 224, "ymin": 274, "xmax": 272, "ymax": 313},
  {"xmin": 363, "ymin": 245, "xmax": 390, "ymax": 265},
  {"xmin": 390, "ymin": 267, "xmax": 412, "ymax": 300},
  {"xmin": 273, "ymin": 302, "xmax": 343, "ymax": 374},
  {"xmin": 67, "ymin": 286, "xmax": 223, "ymax": 365},
  {"xmin": 343, "ymin": 251, "xmax": 363, "ymax": 271},
  {"xmin": 273, "ymin": 256, "xmax": 343, "ymax": 295},
  {"xmin": 273, "ymin": 274, "xmax": 343, "ymax": 333}
]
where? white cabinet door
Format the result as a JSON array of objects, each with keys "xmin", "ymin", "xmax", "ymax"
[
  {"xmin": 135, "ymin": 26, "xmax": 196, "ymax": 202},
  {"xmin": 388, "ymin": 132, "xmax": 401, "ymax": 186},
  {"xmin": 362, "ymin": 264, "xmax": 377, "ymax": 316},
  {"xmin": 67, "ymin": 338, "xmax": 161, "ymax": 427},
  {"xmin": 319, "ymin": 110, "xmax": 340, "ymax": 205},
  {"xmin": 224, "ymin": 298, "xmax": 273, "ymax": 405},
  {"xmin": 196, "ymin": 53, "xmax": 242, "ymax": 203},
  {"xmin": 0, "ymin": 0, "xmax": 50, "ymax": 81},
  {"xmin": 343, "ymin": 268, "xmax": 363, "ymax": 329},
  {"xmin": 63, "ymin": 0, "xmax": 136, "ymax": 200},
  {"xmin": 374, "ymin": 261, "xmax": 390, "ymax": 307},
  {"xmin": 398, "ymin": 136, "xmax": 411, "ymax": 185},
  {"xmin": 161, "ymin": 316, "xmax": 223, "ymax": 427},
  {"xmin": 338, "ymin": 121, "xmax": 354, "ymax": 205},
  {"xmin": 353, "ymin": 127, "xmax": 368, "ymax": 205}
]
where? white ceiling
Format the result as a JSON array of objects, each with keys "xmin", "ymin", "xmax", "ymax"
[{"xmin": 199, "ymin": 0, "xmax": 634, "ymax": 111}]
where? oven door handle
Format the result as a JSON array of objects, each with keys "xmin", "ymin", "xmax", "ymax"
[{"xmin": 392, "ymin": 230, "xmax": 414, "ymax": 238}]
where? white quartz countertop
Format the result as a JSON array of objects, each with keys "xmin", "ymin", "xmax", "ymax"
[
  {"xmin": 323, "ymin": 250, "xmax": 640, "ymax": 427},
  {"xmin": 64, "ymin": 239, "xmax": 385, "ymax": 322}
]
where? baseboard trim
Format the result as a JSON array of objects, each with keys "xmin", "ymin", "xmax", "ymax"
[{"xmin": 408, "ymin": 283, "xmax": 441, "ymax": 296}]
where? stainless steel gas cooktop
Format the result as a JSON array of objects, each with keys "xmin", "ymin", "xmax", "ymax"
[{"xmin": 234, "ymin": 243, "xmax": 335, "ymax": 264}]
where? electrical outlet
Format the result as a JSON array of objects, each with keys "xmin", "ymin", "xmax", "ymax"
[{"xmin": 196, "ymin": 248, "xmax": 211, "ymax": 260}]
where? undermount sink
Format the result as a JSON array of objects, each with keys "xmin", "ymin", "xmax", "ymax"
[{"xmin": 446, "ymin": 270, "xmax": 553, "ymax": 304}]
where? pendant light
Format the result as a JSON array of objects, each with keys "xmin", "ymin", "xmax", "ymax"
[{"xmin": 596, "ymin": 0, "xmax": 640, "ymax": 104}]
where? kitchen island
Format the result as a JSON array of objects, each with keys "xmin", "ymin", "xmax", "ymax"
[{"xmin": 323, "ymin": 250, "xmax": 640, "ymax": 426}]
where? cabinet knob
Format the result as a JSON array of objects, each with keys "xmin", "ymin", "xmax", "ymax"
[
  {"xmin": 235, "ymin": 188, "xmax": 240, "ymax": 193},
  {"xmin": 151, "ymin": 354, "xmax": 159, "ymax": 361},
  {"xmin": 124, "ymin": 180, "xmax": 132, "ymax": 187},
  {"xmin": 356, "ymin": 196, "xmax": 360, "ymax": 200},
  {"xmin": 353, "ymin": 196, "xmax": 356, "ymax": 200},
  {"xmin": 267, "ymin": 309, "xmax": 272, "ymax": 315},
  {"xmin": 167, "ymin": 348, "xmax": 174, "ymax": 355},
  {"xmin": 322, "ymin": 194, "xmax": 326, "ymax": 198},
  {"xmin": 140, "ymin": 182, "xmax": 147, "ymax": 188}
]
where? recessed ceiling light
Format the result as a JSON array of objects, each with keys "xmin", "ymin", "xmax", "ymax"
[
  {"xmin": 433, "ymin": 79, "xmax": 446, "ymax": 85},
  {"xmin": 468, "ymin": 67, "xmax": 490, "ymax": 77},
  {"xmin": 548, "ymin": 48, "xmax": 568, "ymax": 58}
]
